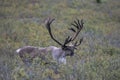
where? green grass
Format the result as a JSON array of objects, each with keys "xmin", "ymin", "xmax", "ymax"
[{"xmin": 0, "ymin": 0, "xmax": 120, "ymax": 80}]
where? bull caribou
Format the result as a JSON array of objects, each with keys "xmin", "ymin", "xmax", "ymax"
[{"xmin": 16, "ymin": 18, "xmax": 84, "ymax": 64}]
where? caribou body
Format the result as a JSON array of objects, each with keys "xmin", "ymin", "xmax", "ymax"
[
  {"xmin": 16, "ymin": 18, "xmax": 84, "ymax": 64},
  {"xmin": 16, "ymin": 46, "xmax": 68, "ymax": 64}
]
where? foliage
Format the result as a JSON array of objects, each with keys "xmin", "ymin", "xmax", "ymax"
[{"xmin": 0, "ymin": 0, "xmax": 120, "ymax": 80}]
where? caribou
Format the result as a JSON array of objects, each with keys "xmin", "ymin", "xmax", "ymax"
[{"xmin": 16, "ymin": 18, "xmax": 84, "ymax": 64}]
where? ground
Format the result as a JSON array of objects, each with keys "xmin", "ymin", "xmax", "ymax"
[{"xmin": 0, "ymin": 0, "xmax": 120, "ymax": 80}]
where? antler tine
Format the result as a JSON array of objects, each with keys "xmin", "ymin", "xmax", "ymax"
[
  {"xmin": 70, "ymin": 19, "xmax": 84, "ymax": 41},
  {"xmin": 68, "ymin": 28, "xmax": 76, "ymax": 32},
  {"xmin": 45, "ymin": 18, "xmax": 63, "ymax": 46},
  {"xmin": 63, "ymin": 36, "xmax": 72, "ymax": 47},
  {"xmin": 74, "ymin": 37, "xmax": 83, "ymax": 46}
]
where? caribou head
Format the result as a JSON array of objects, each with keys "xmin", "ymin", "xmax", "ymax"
[{"xmin": 16, "ymin": 18, "xmax": 84, "ymax": 65}]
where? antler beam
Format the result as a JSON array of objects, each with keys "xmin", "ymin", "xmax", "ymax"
[{"xmin": 45, "ymin": 18, "xmax": 63, "ymax": 46}]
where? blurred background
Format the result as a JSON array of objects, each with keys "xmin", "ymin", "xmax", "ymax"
[{"xmin": 0, "ymin": 0, "xmax": 120, "ymax": 80}]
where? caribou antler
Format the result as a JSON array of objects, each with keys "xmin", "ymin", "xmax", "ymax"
[
  {"xmin": 69, "ymin": 19, "xmax": 84, "ymax": 47},
  {"xmin": 45, "ymin": 18, "xmax": 73, "ymax": 47},
  {"xmin": 45, "ymin": 18, "xmax": 63, "ymax": 46},
  {"xmin": 45, "ymin": 18, "xmax": 74, "ymax": 48},
  {"xmin": 45, "ymin": 18, "xmax": 83, "ymax": 48},
  {"xmin": 69, "ymin": 19, "xmax": 84, "ymax": 41},
  {"xmin": 74, "ymin": 38, "xmax": 83, "ymax": 47}
]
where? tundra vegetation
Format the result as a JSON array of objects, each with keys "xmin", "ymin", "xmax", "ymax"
[{"xmin": 0, "ymin": 0, "xmax": 120, "ymax": 80}]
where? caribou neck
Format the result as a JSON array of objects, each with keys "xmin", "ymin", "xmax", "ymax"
[{"xmin": 47, "ymin": 46, "xmax": 66, "ymax": 59}]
